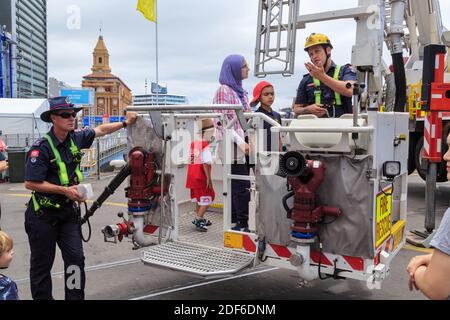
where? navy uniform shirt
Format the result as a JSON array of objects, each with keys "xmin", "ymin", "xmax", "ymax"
[
  {"xmin": 295, "ymin": 61, "xmax": 357, "ymax": 118},
  {"xmin": 0, "ymin": 153, "xmax": 5, "ymax": 161},
  {"xmin": 25, "ymin": 128, "xmax": 96, "ymax": 201},
  {"xmin": 255, "ymin": 106, "xmax": 282, "ymax": 152}
]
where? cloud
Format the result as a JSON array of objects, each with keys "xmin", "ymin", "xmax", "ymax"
[{"xmin": 47, "ymin": 0, "xmax": 450, "ymax": 109}]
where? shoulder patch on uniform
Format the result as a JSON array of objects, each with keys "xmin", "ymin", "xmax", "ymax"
[{"xmin": 30, "ymin": 150, "xmax": 40, "ymax": 158}]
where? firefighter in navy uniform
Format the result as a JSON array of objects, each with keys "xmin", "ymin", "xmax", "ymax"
[
  {"xmin": 24, "ymin": 96, "xmax": 137, "ymax": 300},
  {"xmin": 293, "ymin": 33, "xmax": 357, "ymax": 118}
]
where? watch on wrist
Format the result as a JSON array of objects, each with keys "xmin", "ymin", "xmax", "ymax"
[{"xmin": 122, "ymin": 120, "xmax": 127, "ymax": 128}]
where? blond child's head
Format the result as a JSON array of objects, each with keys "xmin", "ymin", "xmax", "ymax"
[
  {"xmin": 0, "ymin": 231, "xmax": 14, "ymax": 269},
  {"xmin": 196, "ymin": 118, "xmax": 215, "ymax": 142}
]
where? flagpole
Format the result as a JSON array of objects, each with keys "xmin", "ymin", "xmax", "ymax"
[
  {"xmin": 154, "ymin": 0, "xmax": 164, "ymax": 246},
  {"xmin": 155, "ymin": 0, "xmax": 159, "ymax": 107}
]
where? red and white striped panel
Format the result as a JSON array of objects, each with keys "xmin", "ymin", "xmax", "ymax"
[
  {"xmin": 416, "ymin": 112, "xmax": 450, "ymax": 120},
  {"xmin": 242, "ymin": 234, "xmax": 257, "ymax": 252},
  {"xmin": 423, "ymin": 111, "xmax": 443, "ymax": 162},
  {"xmin": 143, "ymin": 224, "xmax": 159, "ymax": 234},
  {"xmin": 435, "ymin": 53, "xmax": 445, "ymax": 83},
  {"xmin": 240, "ymin": 234, "xmax": 365, "ymax": 273},
  {"xmin": 374, "ymin": 233, "xmax": 401, "ymax": 266}
]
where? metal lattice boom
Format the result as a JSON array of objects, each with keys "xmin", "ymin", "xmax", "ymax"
[{"xmin": 254, "ymin": 0, "xmax": 299, "ymax": 77}]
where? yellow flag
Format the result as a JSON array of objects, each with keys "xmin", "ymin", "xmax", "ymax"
[{"xmin": 137, "ymin": 0, "xmax": 157, "ymax": 23}]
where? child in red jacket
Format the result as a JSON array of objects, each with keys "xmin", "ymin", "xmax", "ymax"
[{"xmin": 186, "ymin": 119, "xmax": 216, "ymax": 232}]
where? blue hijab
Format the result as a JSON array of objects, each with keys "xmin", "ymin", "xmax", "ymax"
[{"xmin": 219, "ymin": 54, "xmax": 247, "ymax": 105}]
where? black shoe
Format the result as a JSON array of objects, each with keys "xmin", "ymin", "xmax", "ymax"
[{"xmin": 192, "ymin": 219, "xmax": 208, "ymax": 232}]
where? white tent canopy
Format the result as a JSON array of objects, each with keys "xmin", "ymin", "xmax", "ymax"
[{"xmin": 0, "ymin": 99, "xmax": 51, "ymax": 136}]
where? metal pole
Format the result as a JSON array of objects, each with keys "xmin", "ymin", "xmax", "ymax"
[
  {"xmin": 31, "ymin": 113, "xmax": 35, "ymax": 145},
  {"xmin": 97, "ymin": 138, "xmax": 100, "ymax": 180},
  {"xmin": 363, "ymin": 70, "xmax": 370, "ymax": 109},
  {"xmin": 158, "ymin": 137, "xmax": 166, "ymax": 245},
  {"xmin": 352, "ymin": 83, "xmax": 360, "ymax": 141},
  {"xmin": 155, "ymin": 0, "xmax": 159, "ymax": 107},
  {"xmin": 0, "ymin": 30, "xmax": 4, "ymax": 98},
  {"xmin": 9, "ymin": 36, "xmax": 13, "ymax": 97},
  {"xmin": 270, "ymin": 126, "xmax": 374, "ymax": 133},
  {"xmin": 353, "ymin": 83, "xmax": 360, "ymax": 127},
  {"xmin": 425, "ymin": 162, "xmax": 437, "ymax": 232},
  {"xmin": 127, "ymin": 104, "xmax": 243, "ymax": 112}
]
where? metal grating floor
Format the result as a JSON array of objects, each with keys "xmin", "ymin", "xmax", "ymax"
[
  {"xmin": 178, "ymin": 210, "xmax": 224, "ymax": 248},
  {"xmin": 141, "ymin": 241, "xmax": 254, "ymax": 276}
]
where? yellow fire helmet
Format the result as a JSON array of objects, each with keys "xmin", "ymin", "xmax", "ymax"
[{"xmin": 304, "ymin": 33, "xmax": 333, "ymax": 51}]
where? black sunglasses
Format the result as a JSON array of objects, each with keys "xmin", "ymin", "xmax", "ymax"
[{"xmin": 53, "ymin": 111, "xmax": 77, "ymax": 119}]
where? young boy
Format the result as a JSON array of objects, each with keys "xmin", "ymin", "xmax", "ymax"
[
  {"xmin": 186, "ymin": 118, "xmax": 216, "ymax": 232},
  {"xmin": 0, "ymin": 231, "xmax": 19, "ymax": 300},
  {"xmin": 250, "ymin": 81, "xmax": 282, "ymax": 152}
]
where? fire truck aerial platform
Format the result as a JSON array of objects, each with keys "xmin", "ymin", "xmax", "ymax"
[
  {"xmin": 3, "ymin": 1, "xmax": 448, "ymax": 302},
  {"xmin": 70, "ymin": 0, "xmax": 450, "ymax": 291}
]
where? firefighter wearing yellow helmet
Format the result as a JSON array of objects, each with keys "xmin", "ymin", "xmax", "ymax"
[{"xmin": 293, "ymin": 33, "xmax": 357, "ymax": 118}]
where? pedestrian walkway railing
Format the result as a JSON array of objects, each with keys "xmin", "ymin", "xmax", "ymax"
[
  {"xmin": 0, "ymin": 131, "xmax": 127, "ymax": 178},
  {"xmin": 0, "ymin": 133, "xmax": 41, "ymax": 147},
  {"xmin": 80, "ymin": 148, "xmax": 97, "ymax": 176},
  {"xmin": 81, "ymin": 132, "xmax": 127, "ymax": 178}
]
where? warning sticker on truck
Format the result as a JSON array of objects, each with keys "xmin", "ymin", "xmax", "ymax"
[
  {"xmin": 224, "ymin": 231, "xmax": 243, "ymax": 249},
  {"xmin": 376, "ymin": 186, "xmax": 392, "ymax": 248}
]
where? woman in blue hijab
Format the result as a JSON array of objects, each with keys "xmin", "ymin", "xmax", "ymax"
[{"xmin": 213, "ymin": 54, "xmax": 251, "ymax": 232}]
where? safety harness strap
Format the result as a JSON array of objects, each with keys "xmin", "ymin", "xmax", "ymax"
[
  {"xmin": 333, "ymin": 65, "xmax": 342, "ymax": 106},
  {"xmin": 31, "ymin": 192, "xmax": 40, "ymax": 212},
  {"xmin": 69, "ymin": 139, "xmax": 84, "ymax": 184},
  {"xmin": 313, "ymin": 78, "xmax": 321, "ymax": 105},
  {"xmin": 44, "ymin": 134, "xmax": 70, "ymax": 186},
  {"xmin": 31, "ymin": 192, "xmax": 62, "ymax": 213},
  {"xmin": 43, "ymin": 134, "xmax": 84, "ymax": 186},
  {"xmin": 313, "ymin": 65, "xmax": 342, "ymax": 106},
  {"xmin": 30, "ymin": 134, "xmax": 83, "ymax": 214}
]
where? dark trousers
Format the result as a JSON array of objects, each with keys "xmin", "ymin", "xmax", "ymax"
[
  {"xmin": 24, "ymin": 206, "xmax": 85, "ymax": 300},
  {"xmin": 231, "ymin": 164, "xmax": 250, "ymax": 227}
]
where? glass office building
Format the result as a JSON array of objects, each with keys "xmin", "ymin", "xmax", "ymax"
[{"xmin": 0, "ymin": 0, "xmax": 48, "ymax": 98}]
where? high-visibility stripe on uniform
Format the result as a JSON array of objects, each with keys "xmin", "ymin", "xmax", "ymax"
[
  {"xmin": 69, "ymin": 139, "xmax": 85, "ymax": 184},
  {"xmin": 44, "ymin": 134, "xmax": 70, "ymax": 186},
  {"xmin": 44, "ymin": 134, "xmax": 84, "ymax": 186},
  {"xmin": 333, "ymin": 65, "xmax": 342, "ymax": 105},
  {"xmin": 31, "ymin": 192, "xmax": 40, "ymax": 212},
  {"xmin": 313, "ymin": 65, "xmax": 342, "ymax": 106},
  {"xmin": 30, "ymin": 134, "xmax": 84, "ymax": 214}
]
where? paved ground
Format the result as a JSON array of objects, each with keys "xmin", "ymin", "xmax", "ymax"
[{"xmin": 0, "ymin": 172, "xmax": 448, "ymax": 300}]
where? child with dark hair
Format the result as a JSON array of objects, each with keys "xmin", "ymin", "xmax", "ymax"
[{"xmin": 250, "ymin": 81, "xmax": 282, "ymax": 152}]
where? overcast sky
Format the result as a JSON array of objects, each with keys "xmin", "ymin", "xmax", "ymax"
[{"xmin": 47, "ymin": 0, "xmax": 450, "ymax": 110}]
